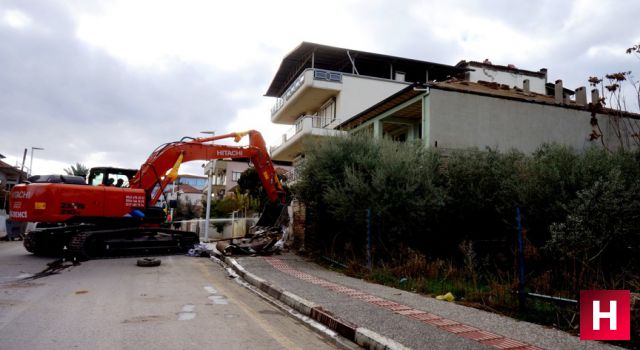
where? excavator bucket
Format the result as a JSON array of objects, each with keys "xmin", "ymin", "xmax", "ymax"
[
  {"xmin": 255, "ymin": 202, "xmax": 288, "ymax": 228},
  {"xmin": 217, "ymin": 202, "xmax": 289, "ymax": 256}
]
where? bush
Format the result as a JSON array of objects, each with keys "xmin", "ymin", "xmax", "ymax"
[
  {"xmin": 295, "ymin": 136, "xmax": 445, "ymax": 260},
  {"xmin": 545, "ymin": 168, "xmax": 640, "ymax": 290},
  {"xmin": 437, "ymin": 148, "xmax": 525, "ymax": 259}
]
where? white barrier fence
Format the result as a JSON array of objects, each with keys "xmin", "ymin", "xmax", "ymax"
[{"xmin": 170, "ymin": 217, "xmax": 259, "ymax": 242}]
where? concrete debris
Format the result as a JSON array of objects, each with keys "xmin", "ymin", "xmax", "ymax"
[
  {"xmin": 187, "ymin": 243, "xmax": 213, "ymax": 257},
  {"xmin": 215, "ymin": 226, "xmax": 286, "ymax": 256}
]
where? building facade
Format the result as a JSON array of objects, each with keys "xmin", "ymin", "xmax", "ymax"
[
  {"xmin": 175, "ymin": 174, "xmax": 208, "ymax": 191},
  {"xmin": 338, "ymin": 80, "xmax": 638, "ymax": 152},
  {"xmin": 203, "ymin": 159, "xmax": 292, "ymax": 199},
  {"xmin": 268, "ymin": 42, "xmax": 639, "ymax": 162},
  {"xmin": 266, "ymin": 42, "xmax": 466, "ymax": 165}
]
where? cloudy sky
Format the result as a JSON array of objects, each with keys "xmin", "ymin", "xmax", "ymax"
[{"xmin": 1, "ymin": 0, "xmax": 639, "ymax": 176}]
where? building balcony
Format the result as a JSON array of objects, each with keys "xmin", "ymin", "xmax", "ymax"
[
  {"xmin": 271, "ymin": 69, "xmax": 343, "ymax": 124},
  {"xmin": 270, "ymin": 115, "xmax": 347, "ymax": 162},
  {"xmin": 282, "ymin": 167, "xmax": 299, "ymax": 185}
]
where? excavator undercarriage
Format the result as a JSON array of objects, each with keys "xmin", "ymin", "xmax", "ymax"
[{"xmin": 23, "ymin": 223, "xmax": 200, "ymax": 260}]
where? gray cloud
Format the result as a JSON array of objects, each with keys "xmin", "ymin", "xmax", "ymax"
[{"xmin": 0, "ymin": 1, "xmax": 271, "ymax": 171}]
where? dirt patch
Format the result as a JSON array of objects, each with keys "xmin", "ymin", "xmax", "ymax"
[
  {"xmin": 258, "ymin": 309, "xmax": 283, "ymax": 316},
  {"xmin": 0, "ymin": 299, "xmax": 22, "ymax": 306},
  {"xmin": 20, "ymin": 259, "xmax": 78, "ymax": 281},
  {"xmin": 138, "ymin": 293, "xmax": 167, "ymax": 302},
  {"xmin": 122, "ymin": 315, "xmax": 170, "ymax": 324},
  {"xmin": 1, "ymin": 281, "xmax": 44, "ymax": 289}
]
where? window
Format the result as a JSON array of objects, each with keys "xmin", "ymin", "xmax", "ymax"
[
  {"xmin": 89, "ymin": 173, "xmax": 103, "ymax": 186},
  {"xmin": 231, "ymin": 171, "xmax": 242, "ymax": 182},
  {"xmin": 317, "ymin": 98, "xmax": 336, "ymax": 127},
  {"xmin": 109, "ymin": 174, "xmax": 129, "ymax": 187},
  {"xmin": 177, "ymin": 177, "xmax": 207, "ymax": 190}
]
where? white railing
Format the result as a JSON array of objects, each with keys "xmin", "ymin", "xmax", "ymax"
[
  {"xmin": 284, "ymin": 123, "xmax": 297, "ymax": 141},
  {"xmin": 296, "ymin": 115, "xmax": 336, "ymax": 131},
  {"xmin": 271, "ymin": 98, "xmax": 285, "ymax": 116},
  {"xmin": 271, "ymin": 115, "xmax": 341, "ymax": 154},
  {"xmin": 271, "ymin": 73, "xmax": 306, "ymax": 116}
]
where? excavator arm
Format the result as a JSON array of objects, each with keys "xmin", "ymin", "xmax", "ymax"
[{"xmin": 129, "ymin": 130, "xmax": 285, "ymax": 207}]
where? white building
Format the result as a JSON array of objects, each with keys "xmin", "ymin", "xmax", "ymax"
[
  {"xmin": 268, "ymin": 42, "xmax": 639, "ymax": 160},
  {"xmin": 267, "ymin": 42, "xmax": 466, "ymax": 165}
]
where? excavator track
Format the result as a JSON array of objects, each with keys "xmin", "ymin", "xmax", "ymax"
[
  {"xmin": 66, "ymin": 228, "xmax": 199, "ymax": 261},
  {"xmin": 24, "ymin": 227, "xmax": 76, "ymax": 257},
  {"xmin": 24, "ymin": 226, "xmax": 198, "ymax": 261}
]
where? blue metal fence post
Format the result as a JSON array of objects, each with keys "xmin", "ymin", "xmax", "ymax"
[
  {"xmin": 366, "ymin": 208, "xmax": 372, "ymax": 271},
  {"xmin": 516, "ymin": 207, "xmax": 526, "ymax": 310}
]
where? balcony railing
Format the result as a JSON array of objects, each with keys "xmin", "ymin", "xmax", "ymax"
[
  {"xmin": 283, "ymin": 168, "xmax": 299, "ymax": 183},
  {"xmin": 270, "ymin": 115, "xmax": 344, "ymax": 156},
  {"xmin": 270, "ymin": 69, "xmax": 343, "ymax": 116},
  {"xmin": 313, "ymin": 69, "xmax": 342, "ymax": 83},
  {"xmin": 270, "ymin": 73, "xmax": 304, "ymax": 116}
]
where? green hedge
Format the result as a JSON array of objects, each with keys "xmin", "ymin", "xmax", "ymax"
[{"xmin": 294, "ymin": 136, "xmax": 640, "ymax": 290}]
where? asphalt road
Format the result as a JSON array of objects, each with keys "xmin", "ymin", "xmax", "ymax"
[{"xmin": 0, "ymin": 241, "xmax": 338, "ymax": 350}]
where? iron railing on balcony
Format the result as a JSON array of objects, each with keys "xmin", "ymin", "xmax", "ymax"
[
  {"xmin": 283, "ymin": 167, "xmax": 299, "ymax": 183},
  {"xmin": 313, "ymin": 69, "xmax": 342, "ymax": 83},
  {"xmin": 270, "ymin": 69, "xmax": 343, "ymax": 116}
]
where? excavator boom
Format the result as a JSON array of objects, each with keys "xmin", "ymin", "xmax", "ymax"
[{"xmin": 130, "ymin": 130, "xmax": 285, "ymax": 207}]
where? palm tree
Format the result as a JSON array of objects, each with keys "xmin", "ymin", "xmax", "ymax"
[{"xmin": 64, "ymin": 162, "xmax": 89, "ymax": 177}]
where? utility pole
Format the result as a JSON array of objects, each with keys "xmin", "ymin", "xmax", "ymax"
[
  {"xmin": 203, "ymin": 160, "xmax": 217, "ymax": 242},
  {"xmin": 200, "ymin": 131, "xmax": 216, "ymax": 242},
  {"xmin": 18, "ymin": 148, "xmax": 27, "ymax": 183},
  {"xmin": 28, "ymin": 147, "xmax": 44, "ymax": 177}
]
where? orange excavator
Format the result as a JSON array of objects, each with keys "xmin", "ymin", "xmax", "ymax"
[{"xmin": 8, "ymin": 130, "xmax": 287, "ymax": 259}]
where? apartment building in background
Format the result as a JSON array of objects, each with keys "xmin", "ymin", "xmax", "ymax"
[
  {"xmin": 175, "ymin": 174, "xmax": 208, "ymax": 191},
  {"xmin": 204, "ymin": 159, "xmax": 292, "ymax": 199}
]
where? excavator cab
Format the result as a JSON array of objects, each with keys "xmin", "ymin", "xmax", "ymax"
[{"xmin": 87, "ymin": 167, "xmax": 138, "ymax": 187}]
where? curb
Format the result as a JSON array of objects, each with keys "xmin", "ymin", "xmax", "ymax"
[{"xmin": 224, "ymin": 256, "xmax": 410, "ymax": 350}]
